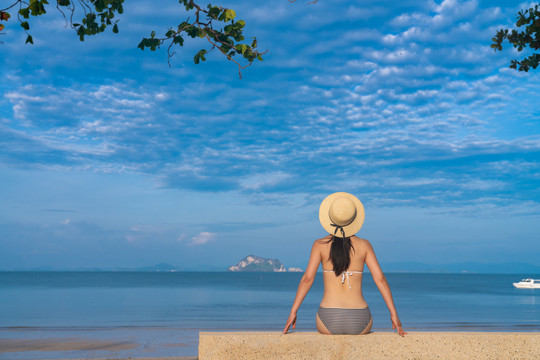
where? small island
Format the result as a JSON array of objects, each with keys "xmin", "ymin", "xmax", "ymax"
[{"xmin": 228, "ymin": 255, "xmax": 303, "ymax": 272}]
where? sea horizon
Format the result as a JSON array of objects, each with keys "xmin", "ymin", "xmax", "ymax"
[{"xmin": 2, "ymin": 260, "xmax": 539, "ymax": 274}]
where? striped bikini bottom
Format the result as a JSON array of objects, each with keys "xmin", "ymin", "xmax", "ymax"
[{"xmin": 317, "ymin": 307, "xmax": 372, "ymax": 335}]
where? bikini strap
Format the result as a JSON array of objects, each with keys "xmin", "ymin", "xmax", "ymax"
[
  {"xmin": 323, "ymin": 270, "xmax": 363, "ymax": 290},
  {"xmin": 341, "ymin": 272, "xmax": 353, "ymax": 290}
]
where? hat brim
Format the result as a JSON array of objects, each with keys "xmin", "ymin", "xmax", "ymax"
[{"xmin": 319, "ymin": 192, "xmax": 365, "ymax": 237}]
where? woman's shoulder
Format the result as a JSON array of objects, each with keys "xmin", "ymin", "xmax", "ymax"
[
  {"xmin": 313, "ymin": 235, "xmax": 332, "ymax": 246},
  {"xmin": 351, "ymin": 236, "xmax": 373, "ymax": 248}
]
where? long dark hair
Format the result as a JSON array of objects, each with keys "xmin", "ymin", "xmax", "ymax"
[{"xmin": 327, "ymin": 236, "xmax": 354, "ymax": 276}]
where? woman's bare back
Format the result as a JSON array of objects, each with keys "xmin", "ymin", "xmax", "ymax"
[{"xmin": 318, "ymin": 235, "xmax": 370, "ymax": 309}]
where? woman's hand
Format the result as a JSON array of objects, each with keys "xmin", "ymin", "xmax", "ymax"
[
  {"xmin": 282, "ymin": 312, "xmax": 297, "ymax": 334},
  {"xmin": 391, "ymin": 314, "xmax": 407, "ymax": 336}
]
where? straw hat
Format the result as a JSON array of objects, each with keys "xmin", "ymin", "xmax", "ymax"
[{"xmin": 319, "ymin": 192, "xmax": 365, "ymax": 237}]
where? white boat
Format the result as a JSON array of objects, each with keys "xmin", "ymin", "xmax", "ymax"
[{"xmin": 513, "ymin": 278, "xmax": 540, "ymax": 289}]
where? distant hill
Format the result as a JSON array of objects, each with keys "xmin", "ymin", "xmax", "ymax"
[
  {"xmin": 135, "ymin": 263, "xmax": 179, "ymax": 272},
  {"xmin": 4, "ymin": 261, "xmax": 538, "ymax": 273},
  {"xmin": 10, "ymin": 263, "xmax": 182, "ymax": 272},
  {"xmin": 228, "ymin": 255, "xmax": 303, "ymax": 272}
]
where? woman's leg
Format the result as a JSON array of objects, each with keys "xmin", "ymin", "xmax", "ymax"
[
  {"xmin": 360, "ymin": 317, "xmax": 373, "ymax": 334},
  {"xmin": 316, "ymin": 312, "xmax": 332, "ymax": 334}
]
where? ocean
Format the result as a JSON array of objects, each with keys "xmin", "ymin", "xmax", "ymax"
[{"xmin": 0, "ymin": 272, "xmax": 539, "ymax": 359}]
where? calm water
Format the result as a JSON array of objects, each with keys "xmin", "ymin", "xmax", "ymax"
[{"xmin": 0, "ymin": 272, "xmax": 539, "ymax": 358}]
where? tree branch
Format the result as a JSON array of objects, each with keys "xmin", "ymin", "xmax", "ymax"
[
  {"xmin": 1, "ymin": 0, "xmax": 266, "ymax": 77},
  {"xmin": 491, "ymin": 4, "xmax": 540, "ymax": 72},
  {"xmin": 138, "ymin": 1, "xmax": 266, "ymax": 78}
]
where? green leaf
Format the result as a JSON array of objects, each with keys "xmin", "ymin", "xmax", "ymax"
[
  {"xmin": 193, "ymin": 49, "xmax": 207, "ymax": 64},
  {"xmin": 138, "ymin": 38, "xmax": 160, "ymax": 51},
  {"xmin": 58, "ymin": 0, "xmax": 70, "ymax": 6},
  {"xmin": 19, "ymin": 8, "xmax": 30, "ymax": 19},
  {"xmin": 25, "ymin": 34, "xmax": 33, "ymax": 44},
  {"xmin": 235, "ymin": 44, "xmax": 249, "ymax": 55},
  {"xmin": 95, "ymin": 0, "xmax": 106, "ymax": 12},
  {"xmin": 186, "ymin": 26, "xmax": 199, "ymax": 38},
  {"xmin": 225, "ymin": 9, "xmax": 236, "ymax": 20},
  {"xmin": 77, "ymin": 25, "xmax": 86, "ymax": 40},
  {"xmin": 21, "ymin": 21, "xmax": 30, "ymax": 30},
  {"xmin": 178, "ymin": 21, "xmax": 189, "ymax": 31},
  {"xmin": 173, "ymin": 35, "xmax": 184, "ymax": 45},
  {"xmin": 112, "ymin": 23, "xmax": 118, "ymax": 33},
  {"xmin": 149, "ymin": 38, "xmax": 159, "ymax": 50},
  {"xmin": 208, "ymin": 6, "xmax": 220, "ymax": 19},
  {"xmin": 151, "ymin": 30, "xmax": 156, "ymax": 38}
]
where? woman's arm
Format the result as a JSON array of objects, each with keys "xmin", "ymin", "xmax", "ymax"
[
  {"xmin": 282, "ymin": 240, "xmax": 322, "ymax": 334},
  {"xmin": 364, "ymin": 239, "xmax": 407, "ymax": 336}
]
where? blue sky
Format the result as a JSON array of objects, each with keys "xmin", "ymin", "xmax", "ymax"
[{"xmin": 1, "ymin": 0, "xmax": 539, "ymax": 270}]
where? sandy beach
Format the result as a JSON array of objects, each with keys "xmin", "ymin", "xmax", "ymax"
[
  {"xmin": 2, "ymin": 331, "xmax": 539, "ymax": 360},
  {"xmin": 199, "ymin": 331, "xmax": 540, "ymax": 360}
]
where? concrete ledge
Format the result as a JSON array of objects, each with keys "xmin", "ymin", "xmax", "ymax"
[{"xmin": 199, "ymin": 331, "xmax": 540, "ymax": 360}]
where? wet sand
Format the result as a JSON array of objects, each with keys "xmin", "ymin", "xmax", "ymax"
[
  {"xmin": 0, "ymin": 338, "xmax": 138, "ymax": 353},
  {"xmin": 0, "ymin": 336, "xmax": 197, "ymax": 360}
]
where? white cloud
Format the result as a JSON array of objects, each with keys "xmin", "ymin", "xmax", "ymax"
[
  {"xmin": 1, "ymin": 0, "xmax": 539, "ymax": 210},
  {"xmin": 462, "ymin": 180, "xmax": 506, "ymax": 191},
  {"xmin": 240, "ymin": 172, "xmax": 291, "ymax": 191},
  {"xmin": 176, "ymin": 234, "xmax": 187, "ymax": 243},
  {"xmin": 190, "ymin": 232, "xmax": 216, "ymax": 246},
  {"xmin": 382, "ymin": 34, "xmax": 399, "ymax": 45},
  {"xmin": 155, "ymin": 92, "xmax": 169, "ymax": 101}
]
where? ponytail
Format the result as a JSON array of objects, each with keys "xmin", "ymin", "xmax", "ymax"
[{"xmin": 328, "ymin": 236, "xmax": 354, "ymax": 276}]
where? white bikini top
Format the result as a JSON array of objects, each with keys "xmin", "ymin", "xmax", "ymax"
[{"xmin": 323, "ymin": 270, "xmax": 363, "ymax": 290}]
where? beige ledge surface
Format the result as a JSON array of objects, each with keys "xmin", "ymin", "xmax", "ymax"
[{"xmin": 199, "ymin": 331, "xmax": 539, "ymax": 360}]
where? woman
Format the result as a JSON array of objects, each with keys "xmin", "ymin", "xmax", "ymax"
[{"xmin": 283, "ymin": 192, "xmax": 406, "ymax": 336}]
